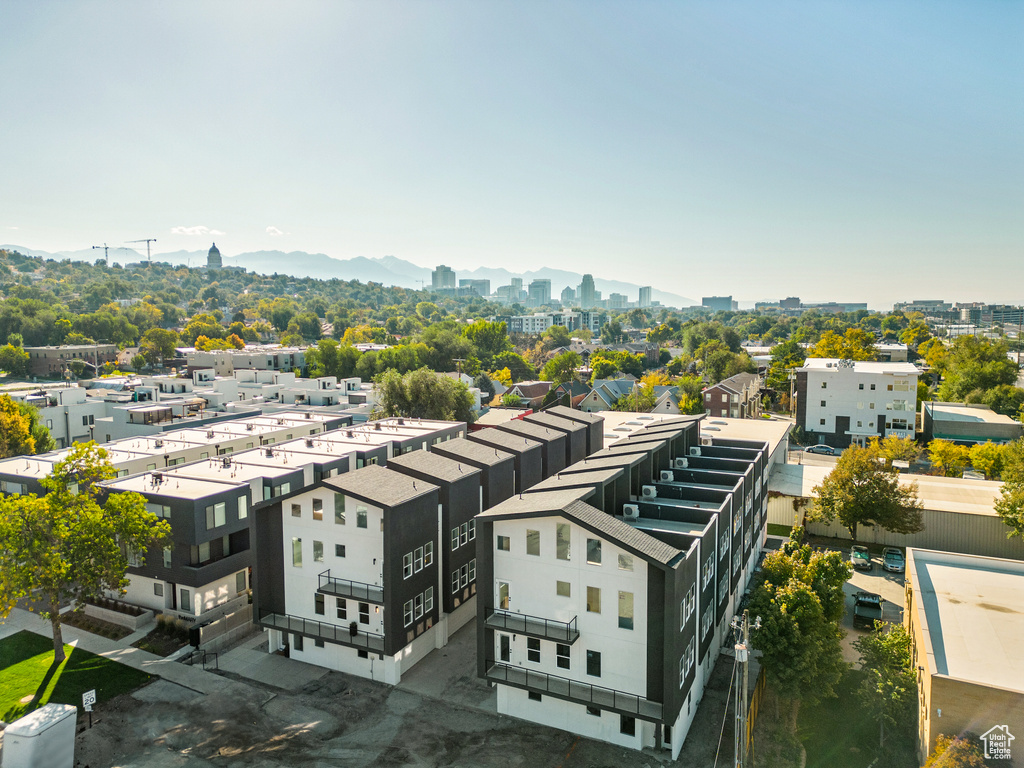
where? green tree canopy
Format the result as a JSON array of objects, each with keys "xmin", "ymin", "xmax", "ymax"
[
  {"xmin": 925, "ymin": 734, "xmax": 987, "ymax": 768},
  {"xmin": 810, "ymin": 444, "xmax": 924, "ymax": 539},
  {"xmin": 0, "ymin": 443, "xmax": 172, "ymax": 661},
  {"xmin": 462, "ymin": 320, "xmax": 512, "ymax": 368},
  {"xmin": 0, "ymin": 394, "xmax": 37, "ymax": 457},
  {"xmin": 807, "ymin": 328, "xmax": 879, "ymax": 361},
  {"xmin": 540, "ymin": 351, "xmax": 582, "ymax": 386},
  {"xmin": 937, "ymin": 336, "xmax": 1018, "ymax": 403},
  {"xmin": 374, "ymin": 367, "xmax": 476, "ymax": 424},
  {"xmin": 854, "ymin": 623, "xmax": 917, "ymax": 748}
]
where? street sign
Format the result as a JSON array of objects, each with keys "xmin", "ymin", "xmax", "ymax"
[{"xmin": 82, "ymin": 689, "xmax": 96, "ymax": 712}]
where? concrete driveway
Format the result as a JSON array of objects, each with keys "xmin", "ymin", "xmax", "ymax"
[{"xmin": 840, "ymin": 548, "xmax": 906, "ymax": 664}]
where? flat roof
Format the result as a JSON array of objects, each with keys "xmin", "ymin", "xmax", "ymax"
[
  {"xmin": 470, "ymin": 409, "xmax": 531, "ymax": 427},
  {"xmin": 632, "ymin": 518, "xmax": 709, "ymax": 536},
  {"xmin": 106, "ymin": 472, "xmax": 246, "ymax": 499},
  {"xmin": 599, "ymin": 411, "xmax": 791, "ymax": 460},
  {"xmin": 168, "ymin": 458, "xmax": 295, "ymax": 483},
  {"xmin": 908, "ymin": 548, "xmax": 1024, "ymax": 692},
  {"xmin": 769, "ymin": 463, "xmax": 1001, "ymax": 516},
  {"xmin": 926, "ymin": 402, "xmax": 1021, "ymax": 426},
  {"xmin": 801, "ymin": 358, "xmax": 919, "ymax": 375}
]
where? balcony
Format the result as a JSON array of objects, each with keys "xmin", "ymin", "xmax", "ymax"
[
  {"xmin": 484, "ymin": 607, "xmax": 580, "ymax": 644},
  {"xmin": 317, "ymin": 569, "xmax": 384, "ymax": 605},
  {"xmin": 485, "ymin": 660, "xmax": 662, "ymax": 721},
  {"xmin": 257, "ymin": 610, "xmax": 384, "ymax": 652}
]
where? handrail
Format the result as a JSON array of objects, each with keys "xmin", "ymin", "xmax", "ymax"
[
  {"xmin": 484, "ymin": 606, "xmax": 579, "ymax": 642},
  {"xmin": 484, "ymin": 659, "xmax": 662, "ymax": 719},
  {"xmin": 317, "ymin": 569, "xmax": 384, "ymax": 604},
  {"xmin": 257, "ymin": 609, "xmax": 385, "ymax": 651}
]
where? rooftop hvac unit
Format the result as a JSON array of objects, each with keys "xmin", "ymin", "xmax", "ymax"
[
  {"xmin": 246, "ymin": 423, "xmax": 255, "ymax": 431},
  {"xmin": 305, "ymin": 438, "xmax": 314, "ymax": 448},
  {"xmin": 221, "ymin": 457, "xmax": 231, "ymax": 468},
  {"xmin": 674, "ymin": 457, "xmax": 688, "ymax": 469},
  {"xmin": 154, "ymin": 439, "xmax": 164, "ymax": 448},
  {"xmin": 265, "ymin": 448, "xmax": 274, "ymax": 458},
  {"xmin": 641, "ymin": 485, "xmax": 657, "ymax": 499},
  {"xmin": 660, "ymin": 470, "xmax": 674, "ymax": 482},
  {"xmin": 206, "ymin": 430, "xmax": 215, "ymax": 439},
  {"xmin": 622, "ymin": 504, "xmax": 640, "ymax": 521},
  {"xmin": 690, "ymin": 447, "xmax": 702, "ymax": 457}
]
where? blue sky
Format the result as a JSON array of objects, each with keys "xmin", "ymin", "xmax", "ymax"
[{"xmin": 1, "ymin": 1, "xmax": 1021, "ymax": 308}]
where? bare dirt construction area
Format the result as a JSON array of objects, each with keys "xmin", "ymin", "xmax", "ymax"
[{"xmin": 74, "ymin": 668, "xmax": 684, "ymax": 768}]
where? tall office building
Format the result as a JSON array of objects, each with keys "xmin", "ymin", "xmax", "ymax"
[
  {"xmin": 459, "ymin": 279, "xmax": 490, "ymax": 298},
  {"xmin": 701, "ymin": 296, "xmax": 733, "ymax": 312},
  {"xmin": 528, "ymin": 279, "xmax": 552, "ymax": 307},
  {"xmin": 560, "ymin": 286, "xmax": 577, "ymax": 306},
  {"xmin": 638, "ymin": 286, "xmax": 651, "ymax": 308},
  {"xmin": 432, "ymin": 265, "xmax": 456, "ymax": 291},
  {"xmin": 579, "ymin": 274, "xmax": 596, "ymax": 309},
  {"xmin": 510, "ymin": 277, "xmax": 523, "ymax": 301}
]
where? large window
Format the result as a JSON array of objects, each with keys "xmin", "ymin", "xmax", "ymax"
[
  {"xmin": 527, "ymin": 637, "xmax": 540, "ymax": 663},
  {"xmin": 337, "ymin": 598, "xmax": 347, "ymax": 620},
  {"xmin": 586, "ymin": 650, "xmax": 601, "ymax": 677},
  {"xmin": 403, "ymin": 600, "xmax": 414, "ymax": 627},
  {"xmin": 556, "ymin": 523, "xmax": 571, "ymax": 560},
  {"xmin": 587, "ymin": 586, "xmax": 601, "ymax": 614},
  {"xmin": 356, "ymin": 506, "xmax": 368, "ymax": 528},
  {"xmin": 314, "ymin": 594, "xmax": 324, "ymax": 615},
  {"xmin": 414, "ymin": 547, "xmax": 424, "ymax": 572},
  {"xmin": 526, "ymin": 529, "xmax": 540, "ymax": 556},
  {"xmin": 497, "ymin": 535, "xmax": 510, "ymax": 551},
  {"xmin": 179, "ymin": 588, "xmax": 192, "ymax": 615},
  {"xmin": 334, "ymin": 495, "xmax": 346, "ymax": 524},
  {"xmin": 313, "ymin": 540, "xmax": 324, "ymax": 563},
  {"xmin": 312, "ymin": 498, "xmax": 323, "ymax": 521},
  {"xmin": 403, "ymin": 553, "xmax": 413, "ymax": 579},
  {"xmin": 556, "ymin": 643, "xmax": 570, "ymax": 670},
  {"xmin": 414, "ymin": 593, "xmax": 424, "ymax": 620},
  {"xmin": 618, "ymin": 591, "xmax": 634, "ymax": 630},
  {"xmin": 586, "ymin": 538, "xmax": 602, "ymax": 565},
  {"xmin": 292, "ymin": 537, "xmax": 302, "ymax": 567},
  {"xmin": 618, "ymin": 553, "xmax": 633, "ymax": 571},
  {"xmin": 206, "ymin": 502, "xmax": 226, "ymax": 529},
  {"xmin": 424, "ymin": 542, "xmax": 433, "ymax": 566},
  {"xmin": 238, "ymin": 495, "xmax": 248, "ymax": 520}
]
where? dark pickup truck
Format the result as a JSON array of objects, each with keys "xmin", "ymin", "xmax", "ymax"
[{"xmin": 852, "ymin": 591, "xmax": 883, "ymax": 630}]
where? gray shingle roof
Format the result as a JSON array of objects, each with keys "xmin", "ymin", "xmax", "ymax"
[
  {"xmin": 530, "ymin": 466, "xmax": 624, "ymax": 490},
  {"xmin": 546, "ymin": 405, "xmax": 604, "ymax": 425},
  {"xmin": 325, "ymin": 464, "xmax": 438, "ymax": 507},
  {"xmin": 523, "ymin": 411, "xmax": 586, "ymax": 434},
  {"xmin": 493, "ymin": 420, "xmax": 567, "ymax": 444},
  {"xmin": 430, "ymin": 437, "xmax": 515, "ymax": 467},
  {"xmin": 387, "ymin": 450, "xmax": 481, "ymax": 484},
  {"xmin": 559, "ymin": 453, "xmax": 646, "ymax": 472},
  {"xmin": 469, "ymin": 428, "xmax": 542, "ymax": 454}
]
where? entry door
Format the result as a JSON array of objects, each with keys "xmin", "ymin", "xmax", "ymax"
[
  {"xmin": 497, "ymin": 581, "xmax": 510, "ymax": 610},
  {"xmin": 499, "ymin": 633, "xmax": 512, "ymax": 662}
]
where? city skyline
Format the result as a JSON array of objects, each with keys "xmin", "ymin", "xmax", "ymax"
[{"xmin": 1, "ymin": 1, "xmax": 1021, "ymax": 306}]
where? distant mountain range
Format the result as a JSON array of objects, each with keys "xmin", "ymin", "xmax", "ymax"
[{"xmin": 0, "ymin": 244, "xmax": 697, "ymax": 308}]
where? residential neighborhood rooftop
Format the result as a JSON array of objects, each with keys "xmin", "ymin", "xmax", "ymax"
[{"xmin": 325, "ymin": 464, "xmax": 439, "ymax": 508}]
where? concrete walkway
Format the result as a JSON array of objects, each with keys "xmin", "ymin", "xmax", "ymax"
[{"xmin": 217, "ymin": 631, "xmax": 331, "ymax": 691}]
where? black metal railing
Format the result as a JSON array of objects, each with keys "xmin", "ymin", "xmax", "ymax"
[
  {"xmin": 257, "ymin": 609, "xmax": 385, "ymax": 652},
  {"xmin": 317, "ymin": 570, "xmax": 384, "ymax": 604},
  {"xmin": 182, "ymin": 649, "xmax": 218, "ymax": 671},
  {"xmin": 484, "ymin": 660, "xmax": 662, "ymax": 720},
  {"xmin": 484, "ymin": 607, "xmax": 580, "ymax": 644}
]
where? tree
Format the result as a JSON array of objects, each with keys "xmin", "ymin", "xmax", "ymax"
[
  {"xmin": 748, "ymin": 547, "xmax": 849, "ymax": 732},
  {"xmin": 374, "ymin": 367, "xmax": 476, "ymax": 424},
  {"xmin": 925, "ymin": 734, "xmax": 986, "ymax": 768},
  {"xmin": 810, "ymin": 444, "xmax": 924, "ymax": 539},
  {"xmin": 765, "ymin": 339, "xmax": 806, "ymax": 393},
  {"xmin": 612, "ymin": 383, "xmax": 657, "ymax": 412},
  {"xmin": 928, "ymin": 439, "xmax": 970, "ymax": 477},
  {"xmin": 473, "ymin": 372, "xmax": 496, "ymax": 400},
  {"xmin": 807, "ymin": 328, "xmax": 879, "ymax": 361},
  {"xmin": 491, "ymin": 351, "xmax": 535, "ymax": 382},
  {"xmin": 540, "ymin": 351, "xmax": 582, "ymax": 386},
  {"xmin": 854, "ymin": 623, "xmax": 917, "ymax": 748},
  {"xmin": 0, "ymin": 443, "xmax": 172, "ymax": 662},
  {"xmin": 995, "ymin": 440, "xmax": 1024, "ymax": 538},
  {"xmin": 870, "ymin": 435, "xmax": 922, "ymax": 466},
  {"xmin": 541, "ymin": 324, "xmax": 571, "ymax": 351},
  {"xmin": 0, "ymin": 343, "xmax": 29, "ymax": 376},
  {"xmin": 14, "ymin": 398, "xmax": 54, "ymax": 455},
  {"xmin": 937, "ymin": 336, "xmax": 1018, "ymax": 402},
  {"xmin": 501, "ymin": 393, "xmax": 522, "ymax": 407},
  {"xmin": 462, "ymin": 320, "xmax": 512, "ymax": 367},
  {"xmin": 139, "ymin": 328, "xmax": 180, "ymax": 367},
  {"xmin": 0, "ymin": 394, "xmax": 36, "ymax": 457},
  {"xmin": 968, "ymin": 441, "xmax": 1005, "ymax": 479}
]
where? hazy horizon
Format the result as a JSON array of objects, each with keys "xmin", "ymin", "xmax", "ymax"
[{"xmin": 2, "ymin": 2, "xmax": 1020, "ymax": 307}]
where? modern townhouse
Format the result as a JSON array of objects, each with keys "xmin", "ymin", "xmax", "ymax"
[
  {"xmin": 794, "ymin": 358, "xmax": 918, "ymax": 448},
  {"xmin": 429, "ymin": 437, "xmax": 516, "ymax": 509},
  {"xmin": 522, "ymin": 411, "xmax": 589, "ymax": 466},
  {"xmin": 545, "ymin": 405, "xmax": 605, "ymax": 455},
  {"xmin": 468, "ymin": 428, "xmax": 544, "ymax": 493},
  {"xmin": 491, "ymin": 420, "xmax": 569, "ymax": 477},
  {"xmin": 702, "ymin": 372, "xmax": 762, "ymax": 419}
]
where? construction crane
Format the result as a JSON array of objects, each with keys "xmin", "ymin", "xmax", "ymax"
[
  {"xmin": 126, "ymin": 238, "xmax": 156, "ymax": 264},
  {"xmin": 92, "ymin": 243, "xmax": 111, "ymax": 265}
]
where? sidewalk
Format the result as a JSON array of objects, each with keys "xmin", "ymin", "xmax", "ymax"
[
  {"xmin": 217, "ymin": 631, "xmax": 331, "ymax": 691},
  {"xmin": 0, "ymin": 607, "xmax": 251, "ymax": 697}
]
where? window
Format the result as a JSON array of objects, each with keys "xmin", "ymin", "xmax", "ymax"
[
  {"xmin": 702, "ymin": 604, "xmax": 714, "ymax": 638},
  {"xmin": 469, "ymin": 559, "xmax": 476, "ymax": 582},
  {"xmin": 526, "ymin": 529, "xmax": 540, "ymax": 556},
  {"xmin": 721, "ymin": 394, "xmax": 728, "ymax": 403},
  {"xmin": 497, "ymin": 535, "xmax": 510, "ymax": 551},
  {"xmin": 292, "ymin": 537, "xmax": 302, "ymax": 567},
  {"xmin": 586, "ymin": 538, "xmax": 602, "ymax": 565},
  {"xmin": 587, "ymin": 586, "xmax": 601, "ymax": 614},
  {"xmin": 618, "ymin": 591, "xmax": 634, "ymax": 630},
  {"xmin": 334, "ymin": 495, "xmax": 346, "ymax": 524},
  {"xmin": 528, "ymin": 692, "xmax": 542, "ymax": 702},
  {"xmin": 859, "ymin": 383, "xmax": 864, "ymax": 390},
  {"xmin": 459, "ymin": 564, "xmax": 469, "ymax": 588},
  {"xmin": 146, "ymin": 503, "xmax": 172, "ymax": 519},
  {"xmin": 618, "ymin": 553, "xmax": 633, "ymax": 571},
  {"xmin": 314, "ymin": 638, "xmax": 325, "ymax": 648},
  {"xmin": 869, "ymin": 402, "xmax": 875, "ymax": 409},
  {"xmin": 403, "ymin": 600, "xmax": 414, "ymax": 626},
  {"xmin": 870, "ymin": 383, "xmax": 876, "ymax": 390},
  {"xmin": 414, "ymin": 593, "xmax": 424, "ymax": 619},
  {"xmin": 819, "ymin": 418, "xmax": 825, "ymax": 425},
  {"xmin": 315, "ymin": 594, "xmax": 325, "ymax": 615},
  {"xmin": 587, "ymin": 706, "xmax": 600, "ymax": 717},
  {"xmin": 335, "ymin": 544, "xmax": 346, "ymax": 557},
  {"xmin": 460, "ymin": 523, "xmax": 469, "ymax": 546},
  {"xmin": 337, "ymin": 598, "xmax": 347, "ymax": 620},
  {"xmin": 586, "ymin": 649, "xmax": 601, "ymax": 677},
  {"xmin": 452, "ymin": 571, "xmax": 460, "ymax": 594},
  {"xmin": 702, "ymin": 559, "xmax": 713, "ymax": 588},
  {"xmin": 162, "ymin": 546, "xmax": 172, "ymax": 568},
  {"xmin": 887, "ymin": 383, "xmax": 893, "ymax": 391},
  {"xmin": 681, "ymin": 585, "xmax": 695, "ymax": 627},
  {"xmin": 820, "ymin": 381, "xmax": 827, "ymax": 389},
  {"xmin": 293, "ymin": 634, "xmax": 303, "ymax": 652},
  {"xmin": 424, "ymin": 587, "xmax": 433, "ymax": 613},
  {"xmin": 527, "ymin": 637, "xmax": 540, "ymax": 663},
  {"xmin": 313, "ymin": 540, "xmax": 324, "ymax": 563},
  {"xmin": 679, "ymin": 639, "xmax": 695, "ymax": 687},
  {"xmin": 556, "ymin": 580, "xmax": 571, "ymax": 598},
  {"xmin": 238, "ymin": 495, "xmax": 248, "ymax": 520},
  {"xmin": 236, "ymin": 571, "xmax": 246, "ymax": 593},
  {"xmin": 206, "ymin": 502, "xmax": 226, "ymax": 529},
  {"xmin": 312, "ymin": 499, "xmax": 323, "ymax": 521},
  {"xmin": 180, "ymin": 588, "xmax": 192, "ymax": 615},
  {"xmin": 468, "ymin": 520, "xmax": 476, "ymax": 541},
  {"xmin": 414, "ymin": 547, "xmax": 424, "ymax": 573},
  {"xmin": 556, "ymin": 643, "xmax": 570, "ymax": 669},
  {"xmin": 356, "ymin": 506, "xmax": 367, "ymax": 528},
  {"xmin": 556, "ymin": 523, "xmax": 571, "ymax": 560},
  {"xmin": 403, "ymin": 553, "xmax": 413, "ymax": 579},
  {"xmin": 291, "ymin": 503, "xmax": 302, "ymax": 518},
  {"xmin": 198, "ymin": 541, "xmax": 211, "ymax": 563},
  {"xmin": 620, "ymin": 715, "xmax": 636, "ymax": 736},
  {"xmin": 154, "ymin": 583, "xmax": 164, "ymax": 597}
]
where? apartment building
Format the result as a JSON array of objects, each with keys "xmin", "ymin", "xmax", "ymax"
[
  {"xmin": 23, "ymin": 344, "xmax": 118, "ymax": 378},
  {"xmin": 475, "ymin": 414, "xmax": 777, "ymax": 759},
  {"xmin": 795, "ymin": 358, "xmax": 918, "ymax": 448},
  {"xmin": 702, "ymin": 372, "xmax": 762, "ymax": 419}
]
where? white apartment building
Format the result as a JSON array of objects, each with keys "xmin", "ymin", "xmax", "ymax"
[{"xmin": 795, "ymin": 358, "xmax": 918, "ymax": 448}]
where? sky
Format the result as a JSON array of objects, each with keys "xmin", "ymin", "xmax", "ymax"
[{"xmin": 1, "ymin": 1, "xmax": 1021, "ymax": 308}]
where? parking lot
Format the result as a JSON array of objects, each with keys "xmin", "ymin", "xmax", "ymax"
[{"xmin": 840, "ymin": 546, "xmax": 906, "ymax": 663}]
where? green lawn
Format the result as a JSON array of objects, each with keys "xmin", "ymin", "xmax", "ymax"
[
  {"xmin": 767, "ymin": 523, "xmax": 793, "ymax": 537},
  {"xmin": 0, "ymin": 630, "xmax": 152, "ymax": 721}
]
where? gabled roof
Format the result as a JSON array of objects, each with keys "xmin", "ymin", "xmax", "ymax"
[
  {"xmin": 509, "ymin": 381, "xmax": 552, "ymax": 399},
  {"xmin": 523, "ymin": 411, "xmax": 587, "ymax": 434},
  {"xmin": 325, "ymin": 464, "xmax": 438, "ymax": 508},
  {"xmin": 468, "ymin": 428, "xmax": 542, "ymax": 454},
  {"xmin": 480, "ymin": 493, "xmax": 684, "ymax": 567},
  {"xmin": 706, "ymin": 372, "xmax": 760, "ymax": 395},
  {"xmin": 386, "ymin": 449, "xmax": 481, "ymax": 484},
  {"xmin": 493, "ymin": 419, "xmax": 566, "ymax": 445},
  {"xmin": 429, "ymin": 436, "xmax": 515, "ymax": 467},
  {"xmin": 546, "ymin": 404, "xmax": 604, "ymax": 425}
]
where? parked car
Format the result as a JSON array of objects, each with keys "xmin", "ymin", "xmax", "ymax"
[
  {"xmin": 882, "ymin": 547, "xmax": 905, "ymax": 573},
  {"xmin": 853, "ymin": 591, "xmax": 883, "ymax": 629},
  {"xmin": 804, "ymin": 444, "xmax": 837, "ymax": 456},
  {"xmin": 850, "ymin": 544, "xmax": 872, "ymax": 571}
]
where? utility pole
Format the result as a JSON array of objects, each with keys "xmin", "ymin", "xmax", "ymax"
[
  {"xmin": 732, "ymin": 610, "xmax": 761, "ymax": 768},
  {"xmin": 452, "ymin": 358, "xmax": 467, "ymax": 379}
]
